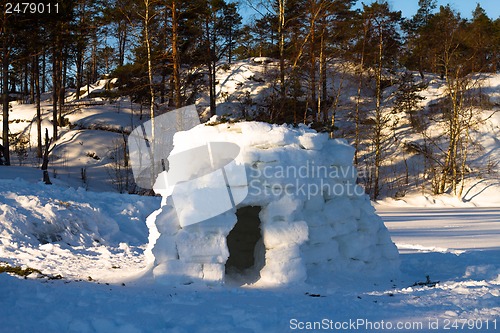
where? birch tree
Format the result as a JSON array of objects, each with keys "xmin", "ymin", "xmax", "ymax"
[{"xmin": 362, "ymin": 2, "xmax": 401, "ymax": 199}]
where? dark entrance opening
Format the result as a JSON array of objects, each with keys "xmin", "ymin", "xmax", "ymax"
[{"xmin": 225, "ymin": 206, "xmax": 264, "ymax": 283}]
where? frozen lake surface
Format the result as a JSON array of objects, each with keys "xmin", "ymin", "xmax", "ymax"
[{"xmin": 379, "ymin": 207, "xmax": 500, "ymax": 253}]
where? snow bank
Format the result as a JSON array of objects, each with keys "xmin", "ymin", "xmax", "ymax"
[
  {"xmin": 0, "ymin": 177, "xmax": 157, "ymax": 247},
  {"xmin": 146, "ymin": 121, "xmax": 399, "ymax": 286}
]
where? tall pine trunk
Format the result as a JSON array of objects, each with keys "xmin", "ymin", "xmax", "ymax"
[
  {"xmin": 205, "ymin": 16, "xmax": 216, "ymax": 117},
  {"xmin": 2, "ymin": 13, "xmax": 10, "ymax": 165},
  {"xmin": 278, "ymin": 0, "xmax": 286, "ymax": 100},
  {"xmin": 319, "ymin": 27, "xmax": 328, "ymax": 123},
  {"xmin": 52, "ymin": 35, "xmax": 59, "ymax": 140},
  {"xmin": 309, "ymin": 14, "xmax": 317, "ymax": 120},
  {"xmin": 171, "ymin": 0, "xmax": 181, "ymax": 108},
  {"xmin": 144, "ymin": 0, "xmax": 156, "ymax": 187}
]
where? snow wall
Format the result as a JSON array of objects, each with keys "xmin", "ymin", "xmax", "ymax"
[{"xmin": 145, "ymin": 121, "xmax": 399, "ymax": 286}]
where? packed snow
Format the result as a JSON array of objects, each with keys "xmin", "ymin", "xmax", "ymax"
[{"xmin": 0, "ymin": 169, "xmax": 160, "ymax": 282}]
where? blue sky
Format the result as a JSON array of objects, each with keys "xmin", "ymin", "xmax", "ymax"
[
  {"xmin": 355, "ymin": 0, "xmax": 500, "ymax": 19},
  {"xmin": 241, "ymin": 1, "xmax": 500, "ymax": 22}
]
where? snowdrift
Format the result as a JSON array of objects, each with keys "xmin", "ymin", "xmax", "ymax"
[{"xmin": 0, "ymin": 177, "xmax": 157, "ymax": 248}]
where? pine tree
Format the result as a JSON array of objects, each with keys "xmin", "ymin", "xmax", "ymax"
[
  {"xmin": 392, "ymin": 72, "xmax": 426, "ymax": 129},
  {"xmin": 220, "ymin": 3, "xmax": 242, "ymax": 64},
  {"xmin": 402, "ymin": 0, "xmax": 437, "ymax": 78},
  {"xmin": 466, "ymin": 4, "xmax": 495, "ymax": 72},
  {"xmin": 197, "ymin": 0, "xmax": 242, "ymax": 116}
]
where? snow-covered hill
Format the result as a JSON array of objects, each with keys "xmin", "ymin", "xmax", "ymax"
[{"xmin": 3, "ymin": 59, "xmax": 499, "ymax": 201}]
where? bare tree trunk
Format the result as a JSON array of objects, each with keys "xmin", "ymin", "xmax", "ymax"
[
  {"xmin": 52, "ymin": 37, "xmax": 59, "ymax": 140},
  {"xmin": 439, "ymin": 64, "xmax": 460, "ymax": 194},
  {"xmin": 41, "ymin": 46, "xmax": 46, "ymax": 93},
  {"xmin": 354, "ymin": 22, "xmax": 368, "ymax": 165},
  {"xmin": 309, "ymin": 12, "xmax": 317, "ymax": 120},
  {"xmin": 319, "ymin": 27, "xmax": 327, "ymax": 123},
  {"xmin": 118, "ymin": 22, "xmax": 127, "ymax": 67},
  {"xmin": 34, "ymin": 55, "xmax": 42, "ymax": 158},
  {"xmin": 30, "ymin": 60, "xmax": 35, "ymax": 104},
  {"xmin": 205, "ymin": 14, "xmax": 217, "ymax": 117},
  {"xmin": 458, "ymin": 130, "xmax": 469, "ymax": 198},
  {"xmin": 76, "ymin": 48, "xmax": 83, "ymax": 100},
  {"xmin": 144, "ymin": 0, "xmax": 155, "ymax": 121},
  {"xmin": 41, "ymin": 128, "xmax": 54, "ymax": 185},
  {"xmin": 91, "ymin": 36, "xmax": 98, "ymax": 82},
  {"xmin": 58, "ymin": 50, "xmax": 66, "ymax": 125},
  {"xmin": 26, "ymin": 61, "xmax": 33, "ymax": 103},
  {"xmin": 278, "ymin": 0, "xmax": 286, "ymax": 100},
  {"xmin": 372, "ymin": 24, "xmax": 384, "ymax": 200},
  {"xmin": 144, "ymin": 0, "xmax": 157, "ymax": 186},
  {"xmin": 330, "ymin": 74, "xmax": 344, "ymax": 139},
  {"xmin": 23, "ymin": 61, "xmax": 29, "ymax": 102}
]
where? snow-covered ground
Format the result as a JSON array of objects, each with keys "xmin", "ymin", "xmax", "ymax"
[
  {"xmin": 0, "ymin": 209, "xmax": 498, "ymax": 332},
  {"xmin": 0, "ymin": 167, "xmax": 498, "ymax": 332}
]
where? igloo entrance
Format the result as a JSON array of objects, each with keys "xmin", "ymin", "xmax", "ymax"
[{"xmin": 225, "ymin": 206, "xmax": 264, "ymax": 281}]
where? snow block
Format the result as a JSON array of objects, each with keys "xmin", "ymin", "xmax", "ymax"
[
  {"xmin": 151, "ymin": 235, "xmax": 178, "ymax": 262},
  {"xmin": 260, "ymin": 246, "xmax": 306, "ymax": 284},
  {"xmin": 176, "ymin": 231, "xmax": 229, "ymax": 264},
  {"xmin": 307, "ymin": 225, "xmax": 338, "ymax": 244},
  {"xmin": 262, "ymin": 221, "xmax": 308, "ymax": 249},
  {"xmin": 154, "ymin": 205, "xmax": 180, "ymax": 235},
  {"xmin": 303, "ymin": 240, "xmax": 340, "ymax": 263},
  {"xmin": 298, "ymin": 132, "xmax": 328, "ymax": 150},
  {"xmin": 202, "ymin": 264, "xmax": 225, "ymax": 284}
]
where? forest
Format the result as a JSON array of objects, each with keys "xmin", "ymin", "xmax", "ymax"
[{"xmin": 1, "ymin": 0, "xmax": 499, "ymax": 199}]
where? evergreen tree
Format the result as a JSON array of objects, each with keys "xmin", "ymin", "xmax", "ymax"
[
  {"xmin": 402, "ymin": 0, "xmax": 437, "ymax": 78},
  {"xmin": 465, "ymin": 4, "xmax": 496, "ymax": 72},
  {"xmin": 220, "ymin": 3, "xmax": 242, "ymax": 64},
  {"xmin": 392, "ymin": 72, "xmax": 426, "ymax": 129},
  {"xmin": 426, "ymin": 5, "xmax": 465, "ymax": 78},
  {"xmin": 197, "ymin": 0, "xmax": 242, "ymax": 116}
]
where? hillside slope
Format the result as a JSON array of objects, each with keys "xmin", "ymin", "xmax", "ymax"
[{"xmin": 1, "ymin": 59, "xmax": 499, "ymax": 202}]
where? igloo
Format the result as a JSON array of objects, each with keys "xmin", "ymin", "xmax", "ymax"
[{"xmin": 144, "ymin": 121, "xmax": 399, "ymax": 286}]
